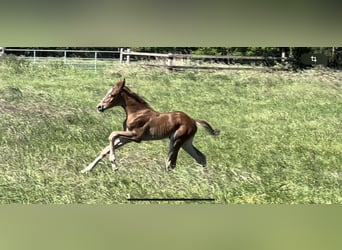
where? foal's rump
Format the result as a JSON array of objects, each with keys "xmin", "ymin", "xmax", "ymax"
[{"xmin": 145, "ymin": 111, "xmax": 220, "ymax": 140}]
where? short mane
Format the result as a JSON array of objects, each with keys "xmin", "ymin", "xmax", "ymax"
[{"xmin": 123, "ymin": 86, "xmax": 150, "ymax": 107}]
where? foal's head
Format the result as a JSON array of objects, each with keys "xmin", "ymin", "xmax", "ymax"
[{"xmin": 97, "ymin": 79, "xmax": 126, "ymax": 112}]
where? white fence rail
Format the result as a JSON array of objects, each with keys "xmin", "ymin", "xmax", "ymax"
[
  {"xmin": 2, "ymin": 48, "xmax": 294, "ymax": 71},
  {"xmin": 3, "ymin": 48, "xmax": 121, "ymax": 71}
]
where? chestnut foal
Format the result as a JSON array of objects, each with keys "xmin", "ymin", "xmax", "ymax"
[{"xmin": 81, "ymin": 79, "xmax": 219, "ymax": 173}]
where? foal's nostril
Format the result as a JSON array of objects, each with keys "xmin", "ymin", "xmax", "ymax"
[{"xmin": 97, "ymin": 105, "xmax": 104, "ymax": 112}]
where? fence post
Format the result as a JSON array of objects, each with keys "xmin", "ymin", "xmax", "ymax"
[
  {"xmin": 94, "ymin": 51, "xmax": 97, "ymax": 71},
  {"xmin": 0, "ymin": 47, "xmax": 4, "ymax": 56},
  {"xmin": 281, "ymin": 49, "xmax": 285, "ymax": 65},
  {"xmin": 119, "ymin": 48, "xmax": 123, "ymax": 63},
  {"xmin": 126, "ymin": 48, "xmax": 131, "ymax": 63},
  {"xmin": 64, "ymin": 50, "xmax": 67, "ymax": 64},
  {"xmin": 33, "ymin": 50, "xmax": 36, "ymax": 64},
  {"xmin": 167, "ymin": 53, "xmax": 173, "ymax": 70}
]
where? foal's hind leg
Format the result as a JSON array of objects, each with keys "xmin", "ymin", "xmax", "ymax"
[
  {"xmin": 167, "ymin": 128, "xmax": 190, "ymax": 171},
  {"xmin": 181, "ymin": 137, "xmax": 207, "ymax": 167},
  {"xmin": 166, "ymin": 139, "xmax": 183, "ymax": 171},
  {"xmin": 167, "ymin": 125, "xmax": 199, "ymax": 170}
]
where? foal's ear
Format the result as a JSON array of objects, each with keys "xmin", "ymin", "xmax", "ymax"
[{"xmin": 116, "ymin": 78, "xmax": 126, "ymax": 90}]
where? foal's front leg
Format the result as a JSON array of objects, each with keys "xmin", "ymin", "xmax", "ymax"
[
  {"xmin": 80, "ymin": 138, "xmax": 130, "ymax": 173},
  {"xmin": 80, "ymin": 145, "xmax": 110, "ymax": 173},
  {"xmin": 108, "ymin": 130, "xmax": 140, "ymax": 171}
]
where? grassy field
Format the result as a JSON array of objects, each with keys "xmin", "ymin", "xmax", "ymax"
[{"xmin": 0, "ymin": 57, "xmax": 341, "ymax": 204}]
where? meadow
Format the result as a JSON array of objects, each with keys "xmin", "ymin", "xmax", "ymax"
[{"xmin": 0, "ymin": 56, "xmax": 341, "ymax": 204}]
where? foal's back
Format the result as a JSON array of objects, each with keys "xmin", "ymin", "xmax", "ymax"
[{"xmin": 134, "ymin": 109, "xmax": 197, "ymax": 141}]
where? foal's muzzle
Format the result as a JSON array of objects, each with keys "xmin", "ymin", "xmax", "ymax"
[{"xmin": 97, "ymin": 105, "xmax": 105, "ymax": 112}]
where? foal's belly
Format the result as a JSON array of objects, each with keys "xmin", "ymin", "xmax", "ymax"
[{"xmin": 145, "ymin": 126, "xmax": 172, "ymax": 140}]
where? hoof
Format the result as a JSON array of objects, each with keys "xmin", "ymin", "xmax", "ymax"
[
  {"xmin": 80, "ymin": 164, "xmax": 93, "ymax": 173},
  {"xmin": 165, "ymin": 159, "xmax": 176, "ymax": 171},
  {"xmin": 112, "ymin": 163, "xmax": 119, "ymax": 172},
  {"xmin": 166, "ymin": 165, "xmax": 175, "ymax": 171}
]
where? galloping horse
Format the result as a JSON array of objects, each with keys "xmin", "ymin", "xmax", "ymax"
[{"xmin": 81, "ymin": 79, "xmax": 219, "ymax": 173}]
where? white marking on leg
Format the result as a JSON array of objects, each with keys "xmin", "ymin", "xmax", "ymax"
[
  {"xmin": 109, "ymin": 153, "xmax": 116, "ymax": 163},
  {"xmin": 80, "ymin": 156, "xmax": 102, "ymax": 173},
  {"xmin": 166, "ymin": 160, "xmax": 174, "ymax": 171},
  {"xmin": 109, "ymin": 132, "xmax": 117, "ymax": 166},
  {"xmin": 81, "ymin": 146, "xmax": 110, "ymax": 173},
  {"xmin": 114, "ymin": 137, "xmax": 129, "ymax": 149}
]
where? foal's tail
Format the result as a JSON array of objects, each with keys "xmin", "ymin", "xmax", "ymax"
[{"xmin": 195, "ymin": 119, "xmax": 220, "ymax": 136}]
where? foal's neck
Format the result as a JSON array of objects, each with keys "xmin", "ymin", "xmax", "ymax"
[{"xmin": 121, "ymin": 90, "xmax": 152, "ymax": 114}]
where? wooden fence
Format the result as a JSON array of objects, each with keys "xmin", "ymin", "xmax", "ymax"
[
  {"xmin": 2, "ymin": 48, "xmax": 294, "ymax": 71},
  {"xmin": 119, "ymin": 49, "xmax": 293, "ymax": 71}
]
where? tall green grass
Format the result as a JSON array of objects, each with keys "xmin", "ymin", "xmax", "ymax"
[{"xmin": 1, "ymin": 57, "xmax": 341, "ymax": 203}]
